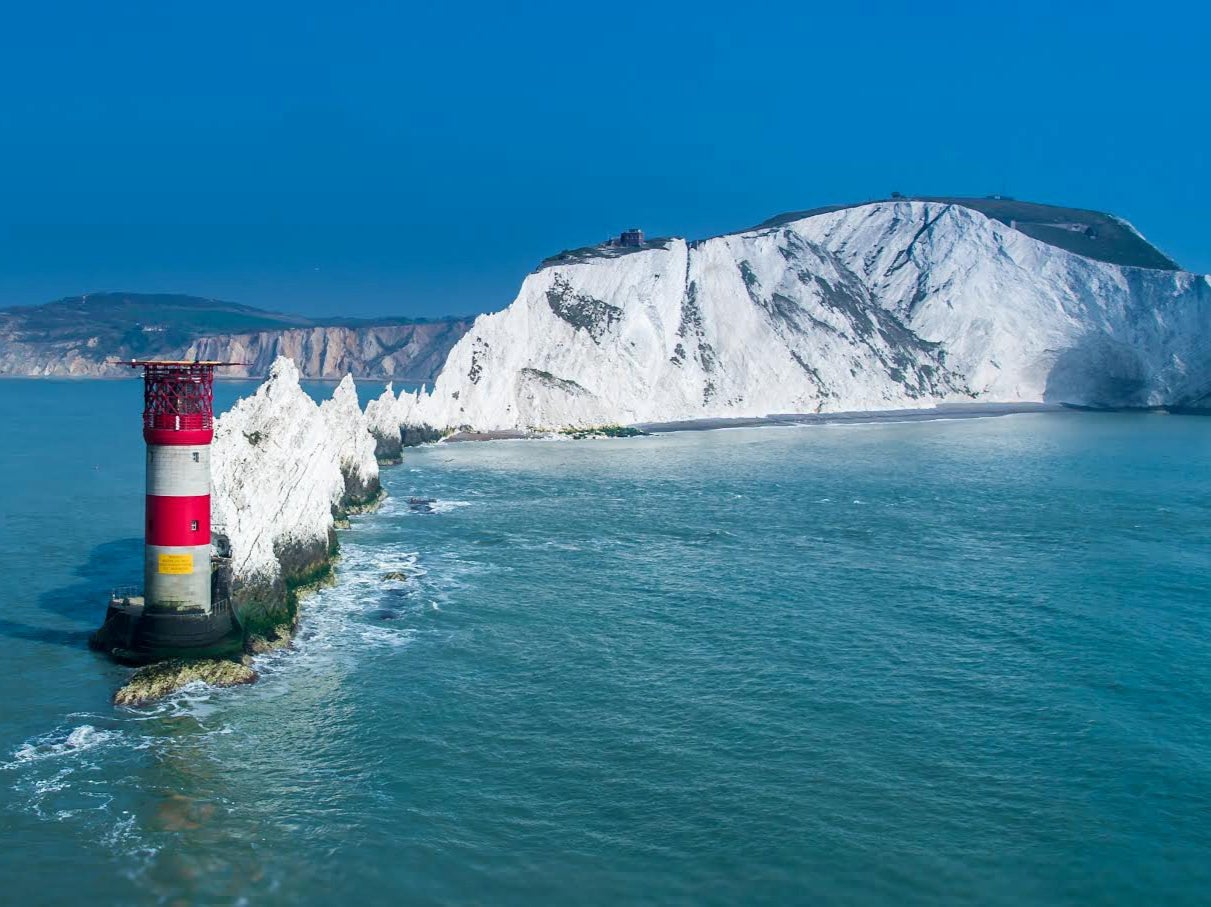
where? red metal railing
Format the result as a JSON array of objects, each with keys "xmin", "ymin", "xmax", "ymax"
[
  {"xmin": 116, "ymin": 360, "xmax": 240, "ymax": 443},
  {"xmin": 139, "ymin": 362, "xmax": 216, "ymax": 429}
]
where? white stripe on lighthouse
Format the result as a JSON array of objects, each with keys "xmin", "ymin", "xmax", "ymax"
[{"xmin": 146, "ymin": 445, "xmax": 211, "ymax": 497}]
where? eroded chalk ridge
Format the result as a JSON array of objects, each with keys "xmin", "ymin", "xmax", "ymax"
[{"xmin": 109, "ymin": 357, "xmax": 406, "ymax": 706}]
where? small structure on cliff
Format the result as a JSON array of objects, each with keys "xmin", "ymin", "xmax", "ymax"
[{"xmin": 92, "ymin": 359, "xmax": 242, "ymax": 661}]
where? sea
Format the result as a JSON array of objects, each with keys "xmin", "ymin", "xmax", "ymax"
[{"xmin": 1, "ymin": 377, "xmax": 1209, "ymax": 906}]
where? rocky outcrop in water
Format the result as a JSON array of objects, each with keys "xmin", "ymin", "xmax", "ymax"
[
  {"xmin": 211, "ymin": 358, "xmax": 384, "ymax": 642},
  {"xmin": 364, "ymin": 382, "xmax": 444, "ymax": 452},
  {"xmin": 365, "ymin": 383, "xmax": 406, "ymax": 463},
  {"xmin": 114, "ymin": 659, "xmax": 257, "ymax": 707}
]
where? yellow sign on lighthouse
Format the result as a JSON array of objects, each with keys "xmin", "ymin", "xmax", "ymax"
[{"xmin": 158, "ymin": 553, "xmax": 194, "ymax": 575}]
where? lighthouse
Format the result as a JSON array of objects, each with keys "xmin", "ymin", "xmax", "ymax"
[{"xmin": 93, "ymin": 360, "xmax": 239, "ymax": 659}]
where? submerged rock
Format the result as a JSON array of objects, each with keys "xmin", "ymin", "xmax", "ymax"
[{"xmin": 114, "ymin": 658, "xmax": 257, "ymax": 707}]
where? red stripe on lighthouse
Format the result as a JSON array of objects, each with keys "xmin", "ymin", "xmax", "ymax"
[
  {"xmin": 144, "ymin": 409, "xmax": 214, "ymax": 445},
  {"xmin": 146, "ymin": 495, "xmax": 211, "ymax": 547},
  {"xmin": 144, "ymin": 427, "xmax": 215, "ymax": 446}
]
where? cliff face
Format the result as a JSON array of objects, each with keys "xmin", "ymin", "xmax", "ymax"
[
  {"xmin": 0, "ymin": 292, "xmax": 472, "ymax": 380},
  {"xmin": 183, "ymin": 322, "xmax": 470, "ymax": 380},
  {"xmin": 395, "ymin": 200, "xmax": 1209, "ymax": 431}
]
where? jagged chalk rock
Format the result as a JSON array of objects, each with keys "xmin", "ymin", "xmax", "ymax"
[
  {"xmin": 320, "ymin": 374, "xmax": 382, "ymax": 508},
  {"xmin": 365, "ymin": 382, "xmax": 404, "ymax": 462},
  {"xmin": 210, "ymin": 358, "xmax": 383, "ymax": 635}
]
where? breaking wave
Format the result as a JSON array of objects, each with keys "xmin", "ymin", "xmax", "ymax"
[{"xmin": 6, "ymin": 724, "xmax": 122, "ymax": 767}]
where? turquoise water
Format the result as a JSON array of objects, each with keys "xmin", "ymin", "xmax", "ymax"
[{"xmin": 1, "ymin": 380, "xmax": 1210, "ymax": 905}]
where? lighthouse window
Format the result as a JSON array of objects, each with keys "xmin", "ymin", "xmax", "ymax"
[
  {"xmin": 190, "ymin": 520, "xmax": 199, "ymax": 532},
  {"xmin": 192, "ymin": 452, "xmax": 200, "ymax": 463}
]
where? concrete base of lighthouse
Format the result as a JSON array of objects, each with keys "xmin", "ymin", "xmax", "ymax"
[{"xmin": 90, "ymin": 556, "xmax": 243, "ymax": 663}]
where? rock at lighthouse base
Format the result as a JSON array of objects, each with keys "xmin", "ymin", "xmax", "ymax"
[{"xmin": 114, "ymin": 658, "xmax": 257, "ymax": 707}]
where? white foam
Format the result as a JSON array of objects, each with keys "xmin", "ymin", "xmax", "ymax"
[
  {"xmin": 423, "ymin": 500, "xmax": 473, "ymax": 514},
  {"xmin": 6, "ymin": 725, "xmax": 121, "ymax": 767},
  {"xmin": 6, "ymin": 499, "xmax": 468, "ymax": 854},
  {"xmin": 134, "ymin": 682, "xmax": 226, "ymax": 720}
]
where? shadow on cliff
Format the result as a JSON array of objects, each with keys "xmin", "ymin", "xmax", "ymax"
[
  {"xmin": 0, "ymin": 537, "xmax": 142, "ymax": 650},
  {"xmin": 1042, "ymin": 336, "xmax": 1150, "ymax": 407}
]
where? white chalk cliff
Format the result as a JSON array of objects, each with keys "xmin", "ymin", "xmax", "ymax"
[
  {"xmin": 210, "ymin": 358, "xmax": 381, "ymax": 591},
  {"xmin": 395, "ymin": 200, "xmax": 1210, "ymax": 431}
]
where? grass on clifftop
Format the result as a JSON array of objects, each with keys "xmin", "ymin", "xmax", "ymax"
[{"xmin": 757, "ymin": 196, "xmax": 1180, "ymax": 271}]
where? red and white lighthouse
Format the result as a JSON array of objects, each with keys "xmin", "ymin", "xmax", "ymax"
[
  {"xmin": 94, "ymin": 360, "xmax": 239, "ymax": 657},
  {"xmin": 136, "ymin": 360, "xmax": 221, "ymax": 618}
]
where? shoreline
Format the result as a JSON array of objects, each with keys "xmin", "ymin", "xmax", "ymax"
[
  {"xmin": 632, "ymin": 402, "xmax": 1068, "ymax": 434},
  {"xmin": 441, "ymin": 402, "xmax": 1071, "ymax": 443}
]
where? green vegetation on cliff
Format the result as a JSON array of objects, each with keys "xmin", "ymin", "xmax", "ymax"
[
  {"xmin": 758, "ymin": 197, "xmax": 1180, "ymax": 271},
  {"xmin": 559, "ymin": 425, "xmax": 647, "ymax": 440}
]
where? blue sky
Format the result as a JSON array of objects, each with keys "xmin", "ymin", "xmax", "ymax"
[{"xmin": 0, "ymin": 0, "xmax": 1205, "ymax": 318}]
